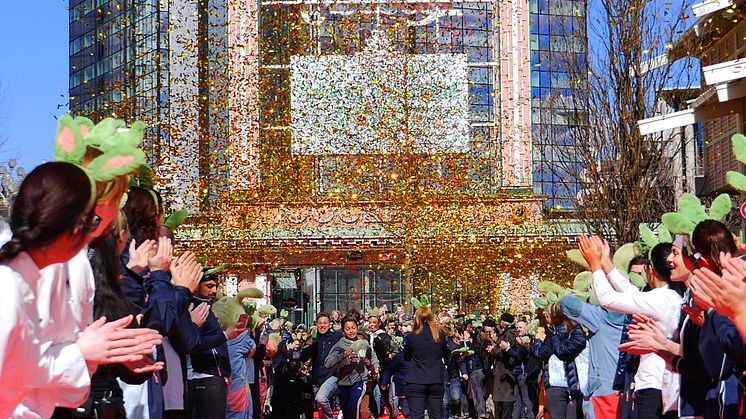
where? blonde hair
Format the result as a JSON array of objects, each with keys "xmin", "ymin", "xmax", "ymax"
[
  {"xmin": 413, "ymin": 306, "xmax": 441, "ymax": 343},
  {"xmin": 545, "ymin": 302, "xmax": 574, "ymax": 331}
]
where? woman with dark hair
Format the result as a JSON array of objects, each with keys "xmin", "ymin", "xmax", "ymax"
[
  {"xmin": 579, "ymin": 236, "xmax": 683, "ymax": 418},
  {"xmin": 53, "ymin": 216, "xmax": 159, "ymax": 419},
  {"xmin": 123, "ymin": 186, "xmax": 162, "ymax": 246},
  {"xmin": 59, "ymin": 211, "xmax": 166, "ymax": 419},
  {"xmin": 14, "ymin": 115, "xmax": 167, "ymax": 418},
  {"xmin": 531, "ymin": 303, "xmax": 586, "ymax": 419},
  {"xmin": 0, "ymin": 162, "xmax": 162, "ymax": 417},
  {"xmin": 325, "ymin": 316, "xmax": 379, "ymax": 419},
  {"xmin": 403, "ymin": 306, "xmax": 449, "ymax": 419}
]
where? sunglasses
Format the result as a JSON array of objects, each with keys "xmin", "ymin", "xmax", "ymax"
[
  {"xmin": 77, "ymin": 210, "xmax": 102, "ymax": 233},
  {"xmin": 682, "ymin": 246, "xmax": 711, "ymax": 272}
]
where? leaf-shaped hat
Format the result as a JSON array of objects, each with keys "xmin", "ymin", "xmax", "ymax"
[
  {"xmin": 411, "ymin": 294, "xmax": 431, "ymax": 310},
  {"xmin": 54, "ymin": 114, "xmax": 147, "ymax": 183}
]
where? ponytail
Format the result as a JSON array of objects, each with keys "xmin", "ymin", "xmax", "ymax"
[{"xmin": 0, "ymin": 162, "xmax": 92, "ymax": 263}]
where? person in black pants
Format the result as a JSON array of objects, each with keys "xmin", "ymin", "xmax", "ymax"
[
  {"xmin": 404, "ymin": 306, "xmax": 450, "ymax": 419},
  {"xmin": 187, "ymin": 274, "xmax": 237, "ymax": 419},
  {"xmin": 269, "ymin": 360, "xmax": 314, "ymax": 418}
]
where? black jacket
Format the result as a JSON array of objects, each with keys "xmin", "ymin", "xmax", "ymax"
[
  {"xmin": 300, "ymin": 329, "xmax": 342, "ymax": 386},
  {"xmin": 446, "ymin": 339, "xmax": 468, "ymax": 380},
  {"xmin": 188, "ymin": 296, "xmax": 230, "ymax": 378},
  {"xmin": 269, "ymin": 371, "xmax": 314, "ymax": 418},
  {"xmin": 403, "ymin": 324, "xmax": 449, "ymax": 385},
  {"xmin": 382, "ymin": 351, "xmax": 413, "ymax": 397},
  {"xmin": 371, "ymin": 331, "xmax": 393, "ymax": 370}
]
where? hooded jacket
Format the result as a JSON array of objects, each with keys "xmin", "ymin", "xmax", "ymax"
[{"xmin": 325, "ymin": 336, "xmax": 379, "ymax": 387}]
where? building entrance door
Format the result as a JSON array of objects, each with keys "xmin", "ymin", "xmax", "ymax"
[{"xmin": 318, "ymin": 267, "xmax": 404, "ymax": 314}]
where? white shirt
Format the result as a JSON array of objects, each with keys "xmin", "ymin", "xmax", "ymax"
[
  {"xmin": 13, "ymin": 250, "xmax": 95, "ymax": 418},
  {"xmin": 0, "ymin": 253, "xmax": 90, "ymax": 418},
  {"xmin": 592, "ymin": 269, "xmax": 682, "ymax": 412}
]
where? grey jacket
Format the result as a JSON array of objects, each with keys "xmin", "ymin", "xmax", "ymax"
[{"xmin": 324, "ymin": 336, "xmax": 380, "ymax": 387}]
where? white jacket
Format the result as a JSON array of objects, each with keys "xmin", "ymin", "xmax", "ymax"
[
  {"xmin": 592, "ymin": 268, "xmax": 682, "ymax": 413},
  {"xmin": 12, "ymin": 250, "xmax": 95, "ymax": 418}
]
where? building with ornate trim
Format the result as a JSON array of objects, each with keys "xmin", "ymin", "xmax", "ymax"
[{"xmin": 69, "ymin": 0, "xmax": 583, "ymax": 320}]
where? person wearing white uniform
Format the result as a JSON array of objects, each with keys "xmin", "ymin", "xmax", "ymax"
[
  {"xmin": 579, "ymin": 236, "xmax": 684, "ymax": 419},
  {"xmin": 0, "ymin": 162, "xmax": 163, "ymax": 418}
]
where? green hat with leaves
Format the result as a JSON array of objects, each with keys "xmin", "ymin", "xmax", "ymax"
[
  {"xmin": 54, "ymin": 114, "xmax": 146, "ymax": 184},
  {"xmin": 726, "ymin": 133, "xmax": 746, "ymax": 192},
  {"xmin": 661, "ymin": 193, "xmax": 731, "ymax": 237},
  {"xmin": 411, "ymin": 295, "xmax": 431, "ymax": 310}
]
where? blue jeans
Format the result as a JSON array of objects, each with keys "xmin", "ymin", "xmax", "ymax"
[
  {"xmin": 338, "ymin": 381, "xmax": 367, "ymax": 419},
  {"xmin": 445, "ymin": 377, "xmax": 465, "ymax": 417},
  {"xmin": 469, "ymin": 369, "xmax": 488, "ymax": 418},
  {"xmin": 442, "ymin": 380, "xmax": 449, "ymax": 419},
  {"xmin": 315, "ymin": 376, "xmax": 338, "ymax": 419},
  {"xmin": 398, "ymin": 396, "xmax": 410, "ymax": 417}
]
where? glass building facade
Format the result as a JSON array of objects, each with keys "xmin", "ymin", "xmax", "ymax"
[
  {"xmin": 70, "ymin": 0, "xmax": 588, "ymax": 208},
  {"xmin": 529, "ymin": 0, "xmax": 587, "ymax": 209},
  {"xmin": 69, "ymin": 0, "xmax": 169, "ymax": 151}
]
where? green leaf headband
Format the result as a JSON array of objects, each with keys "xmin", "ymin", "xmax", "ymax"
[
  {"xmin": 54, "ymin": 114, "xmax": 147, "ymax": 206},
  {"xmin": 163, "ymin": 209, "xmax": 189, "ymax": 231},
  {"xmin": 204, "ymin": 263, "xmax": 233, "ymax": 276},
  {"xmin": 661, "ymin": 193, "xmax": 732, "ymax": 236},
  {"xmin": 55, "ymin": 114, "xmax": 147, "ymax": 182},
  {"xmin": 727, "ymin": 133, "xmax": 746, "ymax": 192},
  {"xmin": 411, "ymin": 294, "xmax": 431, "ymax": 310},
  {"xmin": 537, "ymin": 241, "xmax": 647, "ymax": 309}
]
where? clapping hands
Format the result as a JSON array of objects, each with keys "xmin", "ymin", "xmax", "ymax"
[
  {"xmin": 578, "ymin": 235, "xmax": 613, "ymax": 273},
  {"xmin": 171, "ymin": 250, "xmax": 203, "ymax": 292},
  {"xmin": 126, "ymin": 239, "xmax": 156, "ymax": 273},
  {"xmin": 148, "ymin": 237, "xmax": 173, "ymax": 272},
  {"xmin": 618, "ymin": 314, "xmax": 667, "ymax": 355}
]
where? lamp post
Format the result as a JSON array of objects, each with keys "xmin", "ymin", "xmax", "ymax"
[{"xmin": 0, "ymin": 160, "xmax": 26, "ymax": 219}]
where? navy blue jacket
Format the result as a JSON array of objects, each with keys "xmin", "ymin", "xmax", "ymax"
[
  {"xmin": 382, "ymin": 351, "xmax": 413, "ymax": 397},
  {"xmin": 403, "ymin": 324, "xmax": 449, "ymax": 385},
  {"xmin": 674, "ymin": 307, "xmax": 744, "ymax": 417},
  {"xmin": 300, "ymin": 329, "xmax": 342, "ymax": 386},
  {"xmin": 506, "ymin": 342, "xmax": 530, "ymax": 376},
  {"xmin": 188, "ymin": 296, "xmax": 230, "ymax": 378},
  {"xmin": 467, "ymin": 331, "xmax": 489, "ymax": 372},
  {"xmin": 532, "ymin": 325, "xmax": 586, "ymax": 399},
  {"xmin": 446, "ymin": 339, "xmax": 468, "ymax": 380}
]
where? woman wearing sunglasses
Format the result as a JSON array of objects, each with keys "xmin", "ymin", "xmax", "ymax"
[{"xmin": 0, "ymin": 162, "xmax": 162, "ymax": 417}]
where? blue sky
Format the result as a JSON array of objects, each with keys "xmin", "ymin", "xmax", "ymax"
[{"xmin": 0, "ymin": 1, "xmax": 68, "ymax": 172}]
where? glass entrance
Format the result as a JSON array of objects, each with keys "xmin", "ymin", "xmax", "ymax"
[{"xmin": 319, "ymin": 268, "xmax": 404, "ymax": 313}]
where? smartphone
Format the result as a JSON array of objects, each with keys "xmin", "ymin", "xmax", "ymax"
[{"xmin": 238, "ymin": 314, "xmax": 249, "ymax": 326}]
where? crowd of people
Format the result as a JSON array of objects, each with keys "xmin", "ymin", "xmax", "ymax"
[
  {"xmin": 256, "ymin": 221, "xmax": 746, "ymax": 419},
  {"xmin": 3, "ymin": 113, "xmax": 746, "ymax": 419}
]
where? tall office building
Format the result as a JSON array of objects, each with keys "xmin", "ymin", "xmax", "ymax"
[
  {"xmin": 69, "ymin": 0, "xmax": 230, "ymax": 211},
  {"xmin": 529, "ymin": 0, "xmax": 587, "ymax": 209}
]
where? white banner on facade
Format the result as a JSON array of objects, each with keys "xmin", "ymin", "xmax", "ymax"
[{"xmin": 290, "ymin": 31, "xmax": 470, "ymax": 155}]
